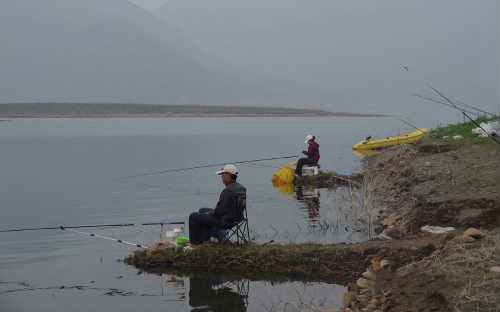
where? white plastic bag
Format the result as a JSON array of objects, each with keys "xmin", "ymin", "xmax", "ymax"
[
  {"xmin": 472, "ymin": 121, "xmax": 499, "ymax": 137},
  {"xmin": 421, "ymin": 225, "xmax": 456, "ymax": 234}
]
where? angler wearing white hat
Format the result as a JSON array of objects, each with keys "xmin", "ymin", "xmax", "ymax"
[
  {"xmin": 215, "ymin": 164, "xmax": 238, "ymax": 176},
  {"xmin": 188, "ymin": 164, "xmax": 246, "ymax": 244},
  {"xmin": 295, "ymin": 134, "xmax": 320, "ymax": 176}
]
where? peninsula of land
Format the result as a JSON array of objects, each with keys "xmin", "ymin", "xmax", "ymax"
[{"xmin": 0, "ymin": 103, "xmax": 385, "ymax": 118}]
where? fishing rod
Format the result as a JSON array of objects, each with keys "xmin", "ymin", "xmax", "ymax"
[
  {"xmin": 118, "ymin": 154, "xmax": 299, "ymax": 180},
  {"xmin": 396, "ymin": 117, "xmax": 426, "ymax": 134},
  {"xmin": 427, "ymin": 84, "xmax": 500, "ymax": 145},
  {"xmin": 414, "ymin": 93, "xmax": 496, "ymax": 118},
  {"xmin": 62, "ymin": 227, "xmax": 148, "ymax": 249},
  {"xmin": 0, "ymin": 221, "xmax": 185, "ymax": 234},
  {"xmin": 402, "ymin": 65, "xmax": 496, "ymax": 117},
  {"xmin": 453, "ymin": 99, "xmax": 496, "ymax": 117},
  {"xmin": 413, "ymin": 94, "xmax": 478, "ymax": 116}
]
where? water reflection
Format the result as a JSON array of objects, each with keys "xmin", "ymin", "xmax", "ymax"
[
  {"xmin": 295, "ymin": 186, "xmax": 321, "ymax": 225},
  {"xmin": 189, "ymin": 277, "xmax": 248, "ymax": 312},
  {"xmin": 272, "ymin": 181, "xmax": 323, "ymax": 226},
  {"xmin": 158, "ymin": 273, "xmax": 344, "ymax": 312},
  {"xmin": 161, "ymin": 274, "xmax": 248, "ymax": 311},
  {"xmin": 163, "ymin": 274, "xmax": 186, "ymax": 299},
  {"xmin": 271, "ymin": 180, "xmax": 295, "ymax": 197},
  {"xmin": 271, "ymin": 180, "xmax": 375, "ymax": 243}
]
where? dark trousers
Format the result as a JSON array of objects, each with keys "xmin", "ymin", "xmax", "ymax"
[
  {"xmin": 189, "ymin": 208, "xmax": 222, "ymax": 244},
  {"xmin": 295, "ymin": 158, "xmax": 316, "ymax": 176}
]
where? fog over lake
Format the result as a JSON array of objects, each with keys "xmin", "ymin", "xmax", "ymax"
[{"xmin": 1, "ymin": 0, "xmax": 498, "ymax": 120}]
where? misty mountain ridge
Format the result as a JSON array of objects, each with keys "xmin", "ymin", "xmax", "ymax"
[
  {"xmin": 157, "ymin": 0, "xmax": 499, "ymax": 115},
  {"xmin": 0, "ymin": 0, "xmax": 322, "ymax": 106},
  {"xmin": 0, "ymin": 0, "xmax": 498, "ymax": 117},
  {"xmin": 0, "ymin": 0, "xmax": 206, "ymax": 103}
]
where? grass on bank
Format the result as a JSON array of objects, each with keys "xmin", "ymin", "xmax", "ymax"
[
  {"xmin": 430, "ymin": 115, "xmax": 499, "ymax": 140},
  {"xmin": 125, "ymin": 243, "xmax": 365, "ymax": 283},
  {"xmin": 125, "ymin": 237, "xmax": 441, "ymax": 285}
]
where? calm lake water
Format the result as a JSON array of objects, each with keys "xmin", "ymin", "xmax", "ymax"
[{"xmin": 0, "ymin": 117, "xmax": 407, "ymax": 312}]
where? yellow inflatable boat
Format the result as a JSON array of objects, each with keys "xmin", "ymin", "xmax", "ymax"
[{"xmin": 353, "ymin": 128, "xmax": 428, "ymax": 151}]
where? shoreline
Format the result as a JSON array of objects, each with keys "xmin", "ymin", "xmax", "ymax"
[
  {"xmin": 125, "ymin": 237, "xmax": 443, "ymax": 286},
  {"xmin": 0, "ymin": 103, "xmax": 388, "ymax": 118},
  {"xmin": 342, "ymin": 135, "xmax": 500, "ymax": 311},
  {"xmin": 125, "ymin": 119, "xmax": 500, "ymax": 311},
  {"xmin": 0, "ymin": 112, "xmax": 386, "ymax": 118}
]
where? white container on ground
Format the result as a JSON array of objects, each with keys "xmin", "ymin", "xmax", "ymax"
[{"xmin": 302, "ymin": 165, "xmax": 320, "ymax": 176}]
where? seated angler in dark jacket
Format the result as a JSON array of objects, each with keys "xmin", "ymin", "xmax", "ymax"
[
  {"xmin": 295, "ymin": 134, "xmax": 320, "ymax": 176},
  {"xmin": 189, "ymin": 164, "xmax": 247, "ymax": 245}
]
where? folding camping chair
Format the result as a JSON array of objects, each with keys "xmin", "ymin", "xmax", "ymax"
[
  {"xmin": 225, "ymin": 194, "xmax": 250, "ymax": 244},
  {"xmin": 210, "ymin": 194, "xmax": 250, "ymax": 245}
]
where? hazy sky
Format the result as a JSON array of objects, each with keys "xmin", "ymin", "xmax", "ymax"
[
  {"xmin": 157, "ymin": 0, "xmax": 499, "ymax": 119},
  {"xmin": 1, "ymin": 0, "xmax": 498, "ymax": 124},
  {"xmin": 129, "ymin": 0, "xmax": 167, "ymax": 10}
]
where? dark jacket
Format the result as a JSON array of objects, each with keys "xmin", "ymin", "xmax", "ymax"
[
  {"xmin": 213, "ymin": 182, "xmax": 246, "ymax": 227},
  {"xmin": 303, "ymin": 141, "xmax": 320, "ymax": 163}
]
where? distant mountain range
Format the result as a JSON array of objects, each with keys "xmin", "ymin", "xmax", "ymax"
[
  {"xmin": 0, "ymin": 0, "xmax": 204, "ymax": 103},
  {"xmin": 0, "ymin": 0, "xmax": 497, "ymax": 117},
  {"xmin": 0, "ymin": 0, "xmax": 321, "ymax": 105}
]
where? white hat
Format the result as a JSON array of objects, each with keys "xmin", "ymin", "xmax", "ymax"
[
  {"xmin": 305, "ymin": 134, "xmax": 314, "ymax": 144},
  {"xmin": 216, "ymin": 164, "xmax": 238, "ymax": 176}
]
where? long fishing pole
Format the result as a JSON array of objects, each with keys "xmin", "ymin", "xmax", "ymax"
[
  {"xmin": 413, "ymin": 94, "xmax": 478, "ymax": 116},
  {"xmin": 0, "ymin": 221, "xmax": 185, "ymax": 233},
  {"xmin": 118, "ymin": 154, "xmax": 299, "ymax": 180},
  {"xmin": 402, "ymin": 65, "xmax": 496, "ymax": 117},
  {"xmin": 396, "ymin": 117, "xmax": 427, "ymax": 134},
  {"xmin": 414, "ymin": 93, "xmax": 496, "ymax": 118},
  {"xmin": 62, "ymin": 227, "xmax": 148, "ymax": 248},
  {"xmin": 427, "ymin": 84, "xmax": 500, "ymax": 145},
  {"xmin": 453, "ymin": 99, "xmax": 496, "ymax": 117}
]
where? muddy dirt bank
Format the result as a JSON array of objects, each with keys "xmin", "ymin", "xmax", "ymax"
[
  {"xmin": 366, "ymin": 140, "xmax": 500, "ymax": 238},
  {"xmin": 343, "ymin": 139, "xmax": 500, "ymax": 312},
  {"xmin": 344, "ymin": 229, "xmax": 500, "ymax": 312}
]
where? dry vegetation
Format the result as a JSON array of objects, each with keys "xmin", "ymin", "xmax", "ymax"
[{"xmin": 345, "ymin": 230, "xmax": 500, "ymax": 312}]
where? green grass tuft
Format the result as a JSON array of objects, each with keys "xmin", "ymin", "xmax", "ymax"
[{"xmin": 430, "ymin": 115, "xmax": 499, "ymax": 142}]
